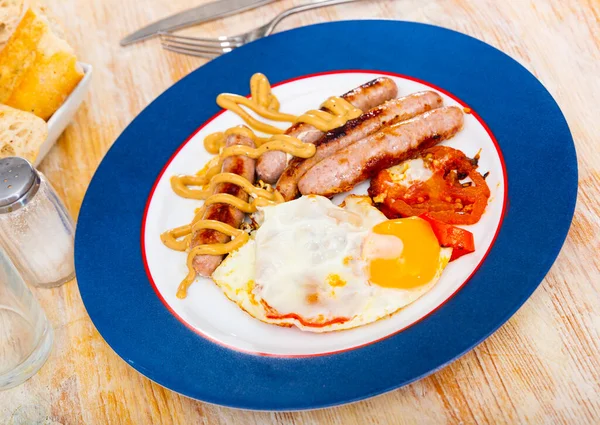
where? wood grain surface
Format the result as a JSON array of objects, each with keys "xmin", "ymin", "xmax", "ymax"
[{"xmin": 1, "ymin": 0, "xmax": 599, "ymax": 423}]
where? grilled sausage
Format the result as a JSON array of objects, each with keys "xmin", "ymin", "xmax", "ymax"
[
  {"xmin": 339, "ymin": 76, "xmax": 400, "ymax": 110},
  {"xmin": 191, "ymin": 133, "xmax": 255, "ymax": 276},
  {"xmin": 276, "ymin": 91, "xmax": 444, "ymax": 201},
  {"xmin": 297, "ymin": 106, "xmax": 464, "ymax": 197},
  {"xmin": 255, "ymin": 77, "xmax": 398, "ymax": 184}
]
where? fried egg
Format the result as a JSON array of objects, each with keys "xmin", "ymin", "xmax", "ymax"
[{"xmin": 212, "ymin": 195, "xmax": 451, "ymax": 332}]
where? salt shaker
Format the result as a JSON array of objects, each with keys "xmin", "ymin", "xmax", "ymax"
[{"xmin": 0, "ymin": 157, "xmax": 75, "ymax": 288}]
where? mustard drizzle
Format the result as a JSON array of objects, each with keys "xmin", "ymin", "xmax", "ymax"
[{"xmin": 160, "ymin": 73, "xmax": 362, "ymax": 298}]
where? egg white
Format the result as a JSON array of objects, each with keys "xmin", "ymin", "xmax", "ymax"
[
  {"xmin": 213, "ymin": 195, "xmax": 452, "ymax": 332},
  {"xmin": 386, "ymin": 158, "xmax": 433, "ymax": 187}
]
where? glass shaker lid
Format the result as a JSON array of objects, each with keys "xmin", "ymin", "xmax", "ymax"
[{"xmin": 0, "ymin": 157, "xmax": 39, "ymax": 211}]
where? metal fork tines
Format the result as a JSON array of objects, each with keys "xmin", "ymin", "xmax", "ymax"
[
  {"xmin": 160, "ymin": 0, "xmax": 362, "ymax": 59},
  {"xmin": 160, "ymin": 33, "xmax": 245, "ymax": 58}
]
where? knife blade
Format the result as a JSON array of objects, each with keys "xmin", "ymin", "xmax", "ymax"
[{"xmin": 121, "ymin": 0, "xmax": 277, "ymax": 46}]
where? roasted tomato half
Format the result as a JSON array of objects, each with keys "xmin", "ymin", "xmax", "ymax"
[{"xmin": 368, "ymin": 146, "xmax": 490, "ymax": 225}]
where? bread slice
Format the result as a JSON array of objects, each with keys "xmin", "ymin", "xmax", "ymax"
[
  {"xmin": 0, "ymin": 6, "xmax": 83, "ymax": 120},
  {"xmin": 0, "ymin": 0, "xmax": 25, "ymax": 50},
  {"xmin": 29, "ymin": 1, "xmax": 68, "ymax": 41},
  {"xmin": 0, "ymin": 8, "xmax": 46, "ymax": 103},
  {"xmin": 0, "ymin": 104, "xmax": 47, "ymax": 163}
]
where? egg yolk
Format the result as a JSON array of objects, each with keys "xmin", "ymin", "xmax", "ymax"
[
  {"xmin": 327, "ymin": 274, "xmax": 347, "ymax": 287},
  {"xmin": 367, "ymin": 217, "xmax": 441, "ymax": 289}
]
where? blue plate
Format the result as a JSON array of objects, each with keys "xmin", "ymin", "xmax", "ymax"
[{"xmin": 75, "ymin": 20, "xmax": 577, "ymax": 410}]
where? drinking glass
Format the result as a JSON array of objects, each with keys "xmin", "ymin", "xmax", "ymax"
[{"xmin": 0, "ymin": 246, "xmax": 53, "ymax": 390}]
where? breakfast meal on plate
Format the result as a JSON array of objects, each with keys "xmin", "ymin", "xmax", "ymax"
[{"xmin": 160, "ymin": 73, "xmax": 491, "ymax": 332}]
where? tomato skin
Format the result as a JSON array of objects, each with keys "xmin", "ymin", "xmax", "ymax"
[
  {"xmin": 369, "ymin": 146, "xmax": 491, "ymax": 225},
  {"xmin": 419, "ymin": 213, "xmax": 475, "ymax": 261}
]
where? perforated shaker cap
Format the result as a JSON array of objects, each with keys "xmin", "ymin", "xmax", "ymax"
[{"xmin": 0, "ymin": 157, "xmax": 40, "ymax": 212}]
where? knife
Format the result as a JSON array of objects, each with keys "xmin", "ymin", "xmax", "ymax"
[{"xmin": 121, "ymin": 0, "xmax": 277, "ymax": 46}]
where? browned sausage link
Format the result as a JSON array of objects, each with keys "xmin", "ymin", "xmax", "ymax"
[
  {"xmin": 297, "ymin": 106, "xmax": 464, "ymax": 197},
  {"xmin": 255, "ymin": 77, "xmax": 399, "ymax": 184},
  {"xmin": 191, "ymin": 134, "xmax": 256, "ymax": 276},
  {"xmin": 339, "ymin": 76, "xmax": 399, "ymax": 110},
  {"xmin": 276, "ymin": 91, "xmax": 444, "ymax": 201}
]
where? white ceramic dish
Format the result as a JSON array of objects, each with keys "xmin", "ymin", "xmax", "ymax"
[{"xmin": 34, "ymin": 62, "xmax": 93, "ymax": 166}]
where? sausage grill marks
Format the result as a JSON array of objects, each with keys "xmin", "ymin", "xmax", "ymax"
[
  {"xmin": 256, "ymin": 77, "xmax": 399, "ymax": 184},
  {"xmin": 298, "ymin": 106, "xmax": 465, "ymax": 197},
  {"xmin": 276, "ymin": 91, "xmax": 444, "ymax": 201}
]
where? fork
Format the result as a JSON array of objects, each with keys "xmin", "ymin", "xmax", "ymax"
[{"xmin": 159, "ymin": 0, "xmax": 363, "ymax": 59}]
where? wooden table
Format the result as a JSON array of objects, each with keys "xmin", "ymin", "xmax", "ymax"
[{"xmin": 1, "ymin": 0, "xmax": 599, "ymax": 423}]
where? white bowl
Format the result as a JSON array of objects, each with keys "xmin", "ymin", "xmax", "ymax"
[{"xmin": 34, "ymin": 62, "xmax": 93, "ymax": 166}]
